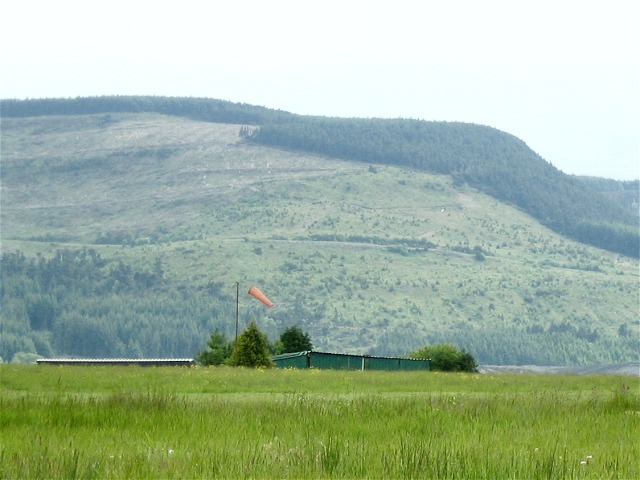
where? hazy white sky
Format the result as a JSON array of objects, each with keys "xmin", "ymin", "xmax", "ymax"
[{"xmin": 1, "ymin": 0, "xmax": 638, "ymax": 179}]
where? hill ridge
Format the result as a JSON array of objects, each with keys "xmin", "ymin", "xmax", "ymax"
[{"xmin": 2, "ymin": 96, "xmax": 637, "ymax": 257}]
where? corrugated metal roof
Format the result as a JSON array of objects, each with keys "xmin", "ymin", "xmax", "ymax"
[
  {"xmin": 272, "ymin": 351, "xmax": 430, "ymax": 371},
  {"xmin": 274, "ymin": 351, "xmax": 429, "ymax": 361},
  {"xmin": 37, "ymin": 358, "xmax": 195, "ymax": 365},
  {"xmin": 332, "ymin": 351, "xmax": 430, "ymax": 361},
  {"xmin": 271, "ymin": 351, "xmax": 311, "ymax": 361}
]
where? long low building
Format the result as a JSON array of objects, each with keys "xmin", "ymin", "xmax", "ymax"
[
  {"xmin": 272, "ymin": 351, "xmax": 430, "ymax": 371},
  {"xmin": 36, "ymin": 358, "xmax": 195, "ymax": 366}
]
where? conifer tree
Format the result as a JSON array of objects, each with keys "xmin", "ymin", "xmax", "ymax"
[
  {"xmin": 278, "ymin": 325, "xmax": 312, "ymax": 353},
  {"xmin": 230, "ymin": 320, "xmax": 273, "ymax": 368},
  {"xmin": 197, "ymin": 330, "xmax": 232, "ymax": 366}
]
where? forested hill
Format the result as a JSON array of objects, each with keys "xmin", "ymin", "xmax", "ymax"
[
  {"xmin": 2, "ymin": 96, "xmax": 637, "ymax": 257},
  {"xmin": 0, "ymin": 96, "xmax": 284, "ymax": 124},
  {"xmin": 248, "ymin": 118, "xmax": 638, "ymax": 257}
]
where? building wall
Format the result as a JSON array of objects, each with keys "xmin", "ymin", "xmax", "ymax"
[{"xmin": 272, "ymin": 351, "xmax": 430, "ymax": 371}]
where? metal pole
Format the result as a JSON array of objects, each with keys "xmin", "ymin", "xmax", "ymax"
[{"xmin": 235, "ymin": 282, "xmax": 239, "ymax": 344}]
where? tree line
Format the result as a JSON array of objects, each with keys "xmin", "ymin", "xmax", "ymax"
[
  {"xmin": 0, "ymin": 249, "xmax": 231, "ymax": 362},
  {"xmin": 1, "ymin": 247, "xmax": 635, "ymax": 365},
  {"xmin": 0, "ymin": 96, "xmax": 287, "ymax": 125},
  {"xmin": 197, "ymin": 323, "xmax": 313, "ymax": 367}
]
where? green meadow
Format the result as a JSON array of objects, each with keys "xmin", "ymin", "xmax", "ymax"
[{"xmin": 1, "ymin": 365, "xmax": 638, "ymax": 479}]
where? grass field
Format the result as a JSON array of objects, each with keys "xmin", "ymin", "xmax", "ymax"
[{"xmin": 1, "ymin": 365, "xmax": 638, "ymax": 479}]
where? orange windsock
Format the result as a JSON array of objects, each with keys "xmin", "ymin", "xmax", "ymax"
[{"xmin": 248, "ymin": 286, "xmax": 274, "ymax": 307}]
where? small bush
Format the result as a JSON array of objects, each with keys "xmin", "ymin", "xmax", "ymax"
[{"xmin": 410, "ymin": 343, "xmax": 477, "ymax": 372}]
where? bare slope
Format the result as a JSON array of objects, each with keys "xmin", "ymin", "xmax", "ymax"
[
  {"xmin": 1, "ymin": 113, "xmax": 638, "ymax": 364},
  {"xmin": 3, "ymin": 96, "xmax": 637, "ymax": 257}
]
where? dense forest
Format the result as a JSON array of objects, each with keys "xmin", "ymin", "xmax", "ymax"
[
  {"xmin": 2, "ymin": 249, "xmax": 637, "ymax": 365},
  {"xmin": 2, "ymin": 96, "xmax": 637, "ymax": 257},
  {"xmin": 0, "ymin": 249, "xmax": 232, "ymax": 363}
]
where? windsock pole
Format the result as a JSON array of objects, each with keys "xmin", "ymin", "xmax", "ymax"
[{"xmin": 235, "ymin": 282, "xmax": 240, "ymax": 343}]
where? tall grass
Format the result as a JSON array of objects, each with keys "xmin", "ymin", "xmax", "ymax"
[{"xmin": 1, "ymin": 366, "xmax": 638, "ymax": 479}]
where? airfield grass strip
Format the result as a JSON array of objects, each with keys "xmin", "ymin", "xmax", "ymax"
[{"xmin": 1, "ymin": 366, "xmax": 638, "ymax": 479}]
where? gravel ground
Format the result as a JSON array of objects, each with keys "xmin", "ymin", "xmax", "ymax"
[{"xmin": 478, "ymin": 362, "xmax": 639, "ymax": 376}]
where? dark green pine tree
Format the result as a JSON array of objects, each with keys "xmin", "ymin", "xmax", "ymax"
[
  {"xmin": 197, "ymin": 330, "xmax": 232, "ymax": 366},
  {"xmin": 279, "ymin": 325, "xmax": 313, "ymax": 353},
  {"xmin": 230, "ymin": 320, "xmax": 273, "ymax": 368}
]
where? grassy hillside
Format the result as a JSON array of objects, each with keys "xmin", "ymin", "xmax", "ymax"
[
  {"xmin": 1, "ymin": 112, "xmax": 638, "ymax": 365},
  {"xmin": 3, "ymin": 96, "xmax": 636, "ymax": 257}
]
